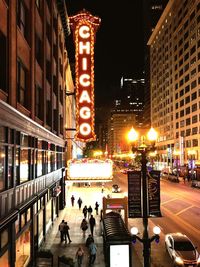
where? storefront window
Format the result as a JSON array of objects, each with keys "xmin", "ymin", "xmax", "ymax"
[
  {"xmin": 16, "ymin": 227, "xmax": 31, "ymax": 267},
  {"xmin": 37, "ymin": 150, "xmax": 42, "ymax": 177},
  {"xmin": 0, "ymin": 145, "xmax": 5, "ymax": 191},
  {"xmin": 50, "ymin": 151, "xmax": 55, "ymax": 171},
  {"xmin": 46, "ymin": 200, "xmax": 52, "ymax": 232},
  {"xmin": 15, "ymin": 148, "xmax": 20, "ymax": 185},
  {"xmin": 15, "ymin": 216, "xmax": 19, "ymax": 234},
  {"xmin": 20, "ymin": 148, "xmax": 29, "ymax": 183},
  {"xmin": 0, "ymin": 251, "xmax": 10, "ymax": 267},
  {"xmin": 38, "ymin": 209, "xmax": 44, "ymax": 245},
  {"xmin": 47, "ymin": 151, "xmax": 51, "ymax": 173},
  {"xmin": 8, "ymin": 147, "xmax": 13, "ymax": 188},
  {"xmin": 27, "ymin": 208, "xmax": 30, "ymax": 222},
  {"xmin": 1, "ymin": 229, "xmax": 8, "ymax": 247},
  {"xmin": 21, "ymin": 212, "xmax": 26, "ymax": 228}
]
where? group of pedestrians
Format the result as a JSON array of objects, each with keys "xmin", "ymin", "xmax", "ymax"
[
  {"xmin": 59, "ymin": 195, "xmax": 100, "ymax": 266},
  {"xmin": 58, "ymin": 219, "xmax": 72, "ymax": 244},
  {"xmin": 75, "ymin": 235, "xmax": 97, "ymax": 267}
]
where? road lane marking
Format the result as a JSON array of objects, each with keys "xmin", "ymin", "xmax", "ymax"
[
  {"xmin": 162, "ymin": 198, "xmax": 178, "ymax": 205},
  {"xmin": 161, "ymin": 206, "xmax": 200, "ymax": 236},
  {"xmin": 175, "ymin": 205, "xmax": 194, "ymax": 216}
]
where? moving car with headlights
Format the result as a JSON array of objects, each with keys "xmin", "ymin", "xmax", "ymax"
[
  {"xmin": 165, "ymin": 232, "xmax": 200, "ymax": 267},
  {"xmin": 112, "ymin": 184, "xmax": 121, "ymax": 193}
]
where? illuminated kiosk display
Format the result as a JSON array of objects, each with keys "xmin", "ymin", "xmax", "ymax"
[{"xmin": 69, "ymin": 10, "xmax": 101, "ymax": 142}]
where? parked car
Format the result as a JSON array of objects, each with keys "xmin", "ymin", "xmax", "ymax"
[
  {"xmin": 165, "ymin": 232, "xmax": 200, "ymax": 267},
  {"xmin": 112, "ymin": 184, "xmax": 121, "ymax": 193}
]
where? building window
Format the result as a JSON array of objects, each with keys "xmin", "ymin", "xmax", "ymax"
[
  {"xmin": 192, "ymin": 103, "xmax": 197, "ymax": 112},
  {"xmin": 186, "ymin": 128, "xmax": 191, "ymax": 136},
  {"xmin": 192, "ymin": 115, "xmax": 198, "ymax": 123},
  {"xmin": 0, "ymin": 31, "xmax": 7, "ymax": 93},
  {"xmin": 17, "ymin": 59, "xmax": 28, "ymax": 108},
  {"xmin": 185, "ymin": 96, "xmax": 190, "ymax": 104},
  {"xmin": 180, "ymin": 99, "xmax": 184, "ymax": 107},
  {"xmin": 185, "ymin": 85, "xmax": 190, "ymax": 93},
  {"xmin": 191, "ymin": 92, "xmax": 197, "ymax": 100},
  {"xmin": 191, "ymin": 80, "xmax": 197, "ymax": 89},
  {"xmin": 186, "ymin": 118, "xmax": 191, "ymax": 125},
  {"xmin": 185, "ymin": 106, "xmax": 190, "ymax": 114},
  {"xmin": 180, "ymin": 110, "xmax": 184, "ymax": 117},
  {"xmin": 35, "ymin": 34, "xmax": 43, "ymax": 68},
  {"xmin": 192, "ymin": 127, "xmax": 198, "ymax": 135},
  {"xmin": 35, "ymin": 84, "xmax": 43, "ymax": 120},
  {"xmin": 0, "ymin": 145, "xmax": 6, "ymax": 192},
  {"xmin": 192, "ymin": 139, "xmax": 198, "ymax": 146},
  {"xmin": 17, "ymin": 0, "xmax": 29, "ymax": 41}
]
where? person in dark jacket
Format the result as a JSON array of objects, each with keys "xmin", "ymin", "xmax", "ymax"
[
  {"xmin": 82, "ymin": 205, "xmax": 87, "ymax": 219},
  {"xmin": 95, "ymin": 201, "xmax": 99, "ymax": 215},
  {"xmin": 89, "ymin": 215, "xmax": 96, "ymax": 236},
  {"xmin": 63, "ymin": 222, "xmax": 72, "ymax": 243},
  {"xmin": 77, "ymin": 197, "xmax": 83, "ymax": 210},
  {"xmin": 87, "ymin": 205, "xmax": 93, "ymax": 219},
  {"xmin": 86, "ymin": 234, "xmax": 94, "ymax": 248},
  {"xmin": 71, "ymin": 195, "xmax": 75, "ymax": 206}
]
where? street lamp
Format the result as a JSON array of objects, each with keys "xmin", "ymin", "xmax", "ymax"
[{"xmin": 127, "ymin": 127, "xmax": 159, "ymax": 267}]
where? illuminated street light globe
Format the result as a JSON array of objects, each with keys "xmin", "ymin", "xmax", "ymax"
[
  {"xmin": 153, "ymin": 226, "xmax": 161, "ymax": 235},
  {"xmin": 147, "ymin": 127, "xmax": 158, "ymax": 142},
  {"xmin": 131, "ymin": 227, "xmax": 139, "ymax": 235},
  {"xmin": 127, "ymin": 127, "xmax": 139, "ymax": 142}
]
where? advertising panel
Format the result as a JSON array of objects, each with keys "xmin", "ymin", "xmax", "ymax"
[
  {"xmin": 110, "ymin": 245, "xmax": 130, "ymax": 267},
  {"xmin": 128, "ymin": 171, "xmax": 142, "ymax": 218},
  {"xmin": 148, "ymin": 170, "xmax": 162, "ymax": 217}
]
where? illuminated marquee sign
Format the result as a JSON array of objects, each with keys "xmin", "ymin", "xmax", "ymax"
[{"xmin": 69, "ymin": 10, "xmax": 101, "ymax": 142}]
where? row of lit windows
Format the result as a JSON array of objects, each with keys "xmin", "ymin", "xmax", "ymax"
[{"xmin": 0, "ymin": 126, "xmax": 65, "ymax": 193}]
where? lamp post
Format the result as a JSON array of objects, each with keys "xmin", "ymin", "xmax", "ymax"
[{"xmin": 127, "ymin": 127, "xmax": 160, "ymax": 267}]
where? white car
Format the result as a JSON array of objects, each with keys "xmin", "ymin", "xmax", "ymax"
[{"xmin": 165, "ymin": 233, "xmax": 200, "ymax": 267}]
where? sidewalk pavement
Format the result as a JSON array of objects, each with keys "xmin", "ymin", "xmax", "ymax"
[{"xmin": 39, "ymin": 184, "xmax": 108, "ymax": 267}]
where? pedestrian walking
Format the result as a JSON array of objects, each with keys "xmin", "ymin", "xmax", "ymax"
[
  {"xmin": 58, "ymin": 219, "xmax": 65, "ymax": 242},
  {"xmin": 63, "ymin": 222, "xmax": 72, "ymax": 243},
  {"xmin": 71, "ymin": 195, "xmax": 75, "ymax": 207},
  {"xmin": 77, "ymin": 197, "xmax": 83, "ymax": 210},
  {"xmin": 87, "ymin": 205, "xmax": 93, "ymax": 219},
  {"xmin": 88, "ymin": 241, "xmax": 97, "ymax": 266},
  {"xmin": 83, "ymin": 205, "xmax": 88, "ymax": 219},
  {"xmin": 94, "ymin": 201, "xmax": 99, "ymax": 215},
  {"xmin": 75, "ymin": 246, "xmax": 84, "ymax": 267},
  {"xmin": 89, "ymin": 215, "xmax": 96, "ymax": 237},
  {"xmin": 86, "ymin": 234, "xmax": 94, "ymax": 248},
  {"xmin": 80, "ymin": 218, "xmax": 88, "ymax": 237}
]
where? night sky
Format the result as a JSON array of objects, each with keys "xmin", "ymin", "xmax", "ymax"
[{"xmin": 65, "ymin": 0, "xmax": 144, "ymax": 107}]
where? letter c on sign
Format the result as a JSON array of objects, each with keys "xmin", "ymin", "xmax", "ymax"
[
  {"xmin": 79, "ymin": 25, "xmax": 90, "ymax": 39},
  {"xmin": 80, "ymin": 123, "xmax": 91, "ymax": 136},
  {"xmin": 80, "ymin": 107, "xmax": 91, "ymax": 119},
  {"xmin": 79, "ymin": 74, "xmax": 90, "ymax": 87}
]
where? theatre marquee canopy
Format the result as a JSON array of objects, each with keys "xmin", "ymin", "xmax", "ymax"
[
  {"xmin": 67, "ymin": 158, "xmax": 113, "ymax": 181},
  {"xmin": 69, "ymin": 10, "xmax": 101, "ymax": 142}
]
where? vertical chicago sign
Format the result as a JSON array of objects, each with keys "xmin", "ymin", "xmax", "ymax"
[{"xmin": 69, "ymin": 10, "xmax": 101, "ymax": 142}]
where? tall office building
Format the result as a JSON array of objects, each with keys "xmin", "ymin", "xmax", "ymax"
[
  {"xmin": 148, "ymin": 0, "xmax": 200, "ymax": 168},
  {"xmin": 143, "ymin": 0, "xmax": 169, "ymax": 127},
  {"xmin": 114, "ymin": 77, "xmax": 145, "ymax": 126},
  {"xmin": 0, "ymin": 0, "xmax": 72, "ymax": 265},
  {"xmin": 107, "ymin": 110, "xmax": 136, "ymax": 155}
]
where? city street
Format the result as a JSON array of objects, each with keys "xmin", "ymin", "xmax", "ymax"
[{"xmin": 104, "ymin": 169, "xmax": 200, "ymax": 267}]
